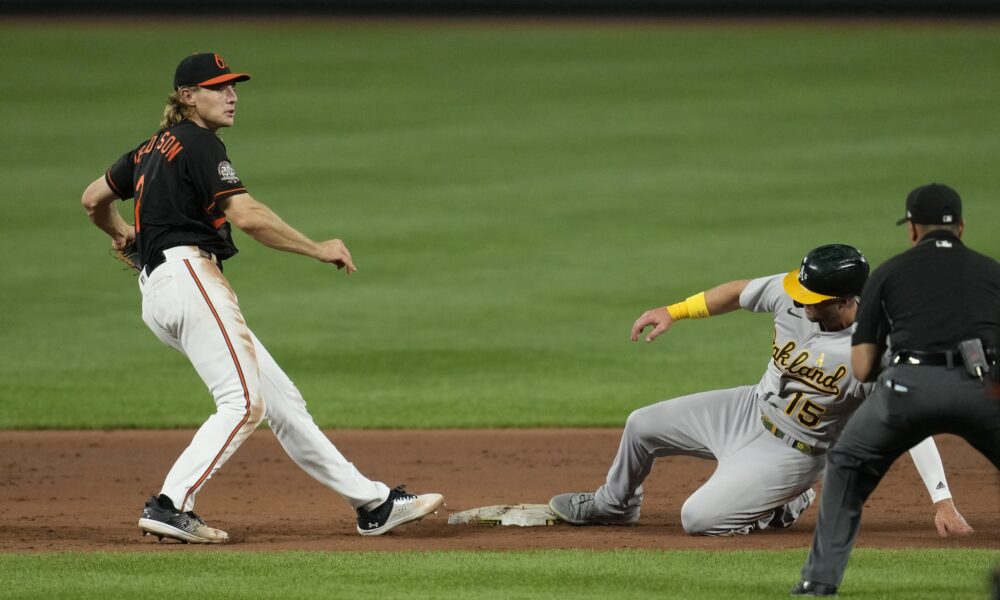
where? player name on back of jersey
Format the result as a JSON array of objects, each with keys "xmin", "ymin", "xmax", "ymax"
[
  {"xmin": 771, "ymin": 338, "xmax": 847, "ymax": 395},
  {"xmin": 132, "ymin": 131, "xmax": 184, "ymax": 165}
]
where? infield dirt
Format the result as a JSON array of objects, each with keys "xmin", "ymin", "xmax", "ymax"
[{"xmin": 1, "ymin": 430, "xmax": 996, "ymax": 552}]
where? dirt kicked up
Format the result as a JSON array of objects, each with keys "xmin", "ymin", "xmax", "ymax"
[{"xmin": 0, "ymin": 430, "xmax": 996, "ymax": 552}]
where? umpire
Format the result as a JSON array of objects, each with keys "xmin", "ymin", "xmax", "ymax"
[{"xmin": 792, "ymin": 183, "xmax": 1000, "ymax": 597}]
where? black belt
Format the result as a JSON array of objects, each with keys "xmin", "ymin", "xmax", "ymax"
[
  {"xmin": 761, "ymin": 415, "xmax": 816, "ymax": 455},
  {"xmin": 142, "ymin": 248, "xmax": 221, "ymax": 277},
  {"xmin": 892, "ymin": 350, "xmax": 964, "ymax": 368},
  {"xmin": 892, "ymin": 348, "xmax": 997, "ymax": 366},
  {"xmin": 142, "ymin": 252, "xmax": 168, "ymax": 277}
]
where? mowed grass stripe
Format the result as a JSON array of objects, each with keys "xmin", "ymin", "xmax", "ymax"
[
  {"xmin": 1, "ymin": 23, "xmax": 999, "ymax": 428},
  {"xmin": 1, "ymin": 549, "xmax": 996, "ymax": 599}
]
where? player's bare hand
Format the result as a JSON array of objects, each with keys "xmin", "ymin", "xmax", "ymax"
[
  {"xmin": 934, "ymin": 499, "xmax": 974, "ymax": 537},
  {"xmin": 317, "ymin": 239, "xmax": 357, "ymax": 274},
  {"xmin": 630, "ymin": 307, "xmax": 674, "ymax": 343},
  {"xmin": 111, "ymin": 225, "xmax": 136, "ymax": 251}
]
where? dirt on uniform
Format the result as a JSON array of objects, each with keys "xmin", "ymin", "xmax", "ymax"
[{"xmin": 0, "ymin": 429, "xmax": 996, "ymax": 552}]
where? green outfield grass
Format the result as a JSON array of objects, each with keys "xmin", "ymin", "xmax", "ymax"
[
  {"xmin": 2, "ymin": 21, "xmax": 1000, "ymax": 428},
  {"xmin": 1, "ymin": 548, "xmax": 996, "ymax": 599},
  {"xmin": 2, "ymin": 19, "xmax": 997, "ymax": 600}
]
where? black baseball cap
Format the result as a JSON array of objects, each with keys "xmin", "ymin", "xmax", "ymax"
[
  {"xmin": 895, "ymin": 183, "xmax": 962, "ymax": 226},
  {"xmin": 174, "ymin": 53, "xmax": 250, "ymax": 90}
]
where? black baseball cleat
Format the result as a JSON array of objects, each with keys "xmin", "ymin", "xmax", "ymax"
[
  {"xmin": 138, "ymin": 494, "xmax": 229, "ymax": 544},
  {"xmin": 790, "ymin": 580, "xmax": 838, "ymax": 597},
  {"xmin": 356, "ymin": 485, "xmax": 444, "ymax": 536}
]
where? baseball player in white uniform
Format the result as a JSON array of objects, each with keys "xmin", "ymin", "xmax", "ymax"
[
  {"xmin": 81, "ymin": 53, "xmax": 443, "ymax": 543},
  {"xmin": 549, "ymin": 244, "xmax": 972, "ymax": 536}
]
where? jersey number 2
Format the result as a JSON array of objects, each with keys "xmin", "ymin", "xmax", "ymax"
[
  {"xmin": 134, "ymin": 174, "xmax": 145, "ymax": 232},
  {"xmin": 784, "ymin": 392, "xmax": 826, "ymax": 429}
]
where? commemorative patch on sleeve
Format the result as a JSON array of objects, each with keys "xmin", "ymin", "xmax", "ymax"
[{"xmin": 217, "ymin": 161, "xmax": 240, "ymax": 184}]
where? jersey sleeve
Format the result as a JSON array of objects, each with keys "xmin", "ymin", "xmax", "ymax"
[
  {"xmin": 739, "ymin": 274, "xmax": 788, "ymax": 314},
  {"xmin": 185, "ymin": 135, "xmax": 248, "ymax": 203},
  {"xmin": 852, "ymin": 265, "xmax": 888, "ymax": 346},
  {"xmin": 105, "ymin": 147, "xmax": 138, "ymax": 200}
]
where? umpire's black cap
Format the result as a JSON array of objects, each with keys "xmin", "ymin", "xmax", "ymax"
[
  {"xmin": 896, "ymin": 183, "xmax": 962, "ymax": 226},
  {"xmin": 174, "ymin": 53, "xmax": 250, "ymax": 90}
]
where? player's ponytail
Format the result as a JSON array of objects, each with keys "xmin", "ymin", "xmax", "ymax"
[{"xmin": 159, "ymin": 89, "xmax": 194, "ymax": 132}]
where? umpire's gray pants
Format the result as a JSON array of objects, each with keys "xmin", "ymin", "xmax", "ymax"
[
  {"xmin": 595, "ymin": 385, "xmax": 824, "ymax": 535},
  {"xmin": 801, "ymin": 364, "xmax": 1000, "ymax": 587}
]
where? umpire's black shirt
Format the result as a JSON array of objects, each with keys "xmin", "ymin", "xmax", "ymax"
[{"xmin": 853, "ymin": 229, "xmax": 1000, "ymax": 353}]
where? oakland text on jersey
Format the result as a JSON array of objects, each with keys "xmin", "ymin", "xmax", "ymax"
[
  {"xmin": 771, "ymin": 333, "xmax": 848, "ymax": 396},
  {"xmin": 131, "ymin": 131, "xmax": 185, "ymax": 165}
]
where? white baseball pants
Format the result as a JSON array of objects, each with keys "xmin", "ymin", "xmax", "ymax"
[{"xmin": 138, "ymin": 246, "xmax": 389, "ymax": 513}]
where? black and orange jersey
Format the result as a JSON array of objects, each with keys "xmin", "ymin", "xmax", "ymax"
[{"xmin": 105, "ymin": 119, "xmax": 247, "ymax": 268}]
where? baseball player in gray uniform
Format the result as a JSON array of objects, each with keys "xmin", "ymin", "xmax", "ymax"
[{"xmin": 549, "ymin": 244, "xmax": 972, "ymax": 536}]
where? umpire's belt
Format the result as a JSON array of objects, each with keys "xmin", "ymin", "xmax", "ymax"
[
  {"xmin": 761, "ymin": 415, "xmax": 816, "ymax": 455},
  {"xmin": 892, "ymin": 349, "xmax": 963, "ymax": 368},
  {"xmin": 140, "ymin": 246, "xmax": 220, "ymax": 284},
  {"xmin": 892, "ymin": 347, "xmax": 997, "ymax": 368}
]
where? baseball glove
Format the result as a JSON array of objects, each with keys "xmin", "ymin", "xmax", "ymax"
[{"xmin": 111, "ymin": 242, "xmax": 141, "ymax": 274}]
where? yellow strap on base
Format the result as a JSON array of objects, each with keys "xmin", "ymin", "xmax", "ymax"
[{"xmin": 666, "ymin": 292, "xmax": 710, "ymax": 320}]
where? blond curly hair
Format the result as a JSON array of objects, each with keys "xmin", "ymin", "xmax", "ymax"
[{"xmin": 158, "ymin": 88, "xmax": 196, "ymax": 132}]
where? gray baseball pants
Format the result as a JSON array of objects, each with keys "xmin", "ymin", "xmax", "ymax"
[{"xmin": 595, "ymin": 385, "xmax": 824, "ymax": 535}]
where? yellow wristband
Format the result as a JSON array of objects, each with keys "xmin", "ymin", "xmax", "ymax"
[
  {"xmin": 666, "ymin": 301, "xmax": 689, "ymax": 320},
  {"xmin": 666, "ymin": 292, "xmax": 710, "ymax": 320}
]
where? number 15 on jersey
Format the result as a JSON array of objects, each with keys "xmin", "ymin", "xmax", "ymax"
[{"xmin": 785, "ymin": 392, "xmax": 827, "ymax": 429}]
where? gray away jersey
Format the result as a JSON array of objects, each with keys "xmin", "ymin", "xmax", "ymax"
[{"xmin": 740, "ymin": 275, "xmax": 869, "ymax": 450}]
